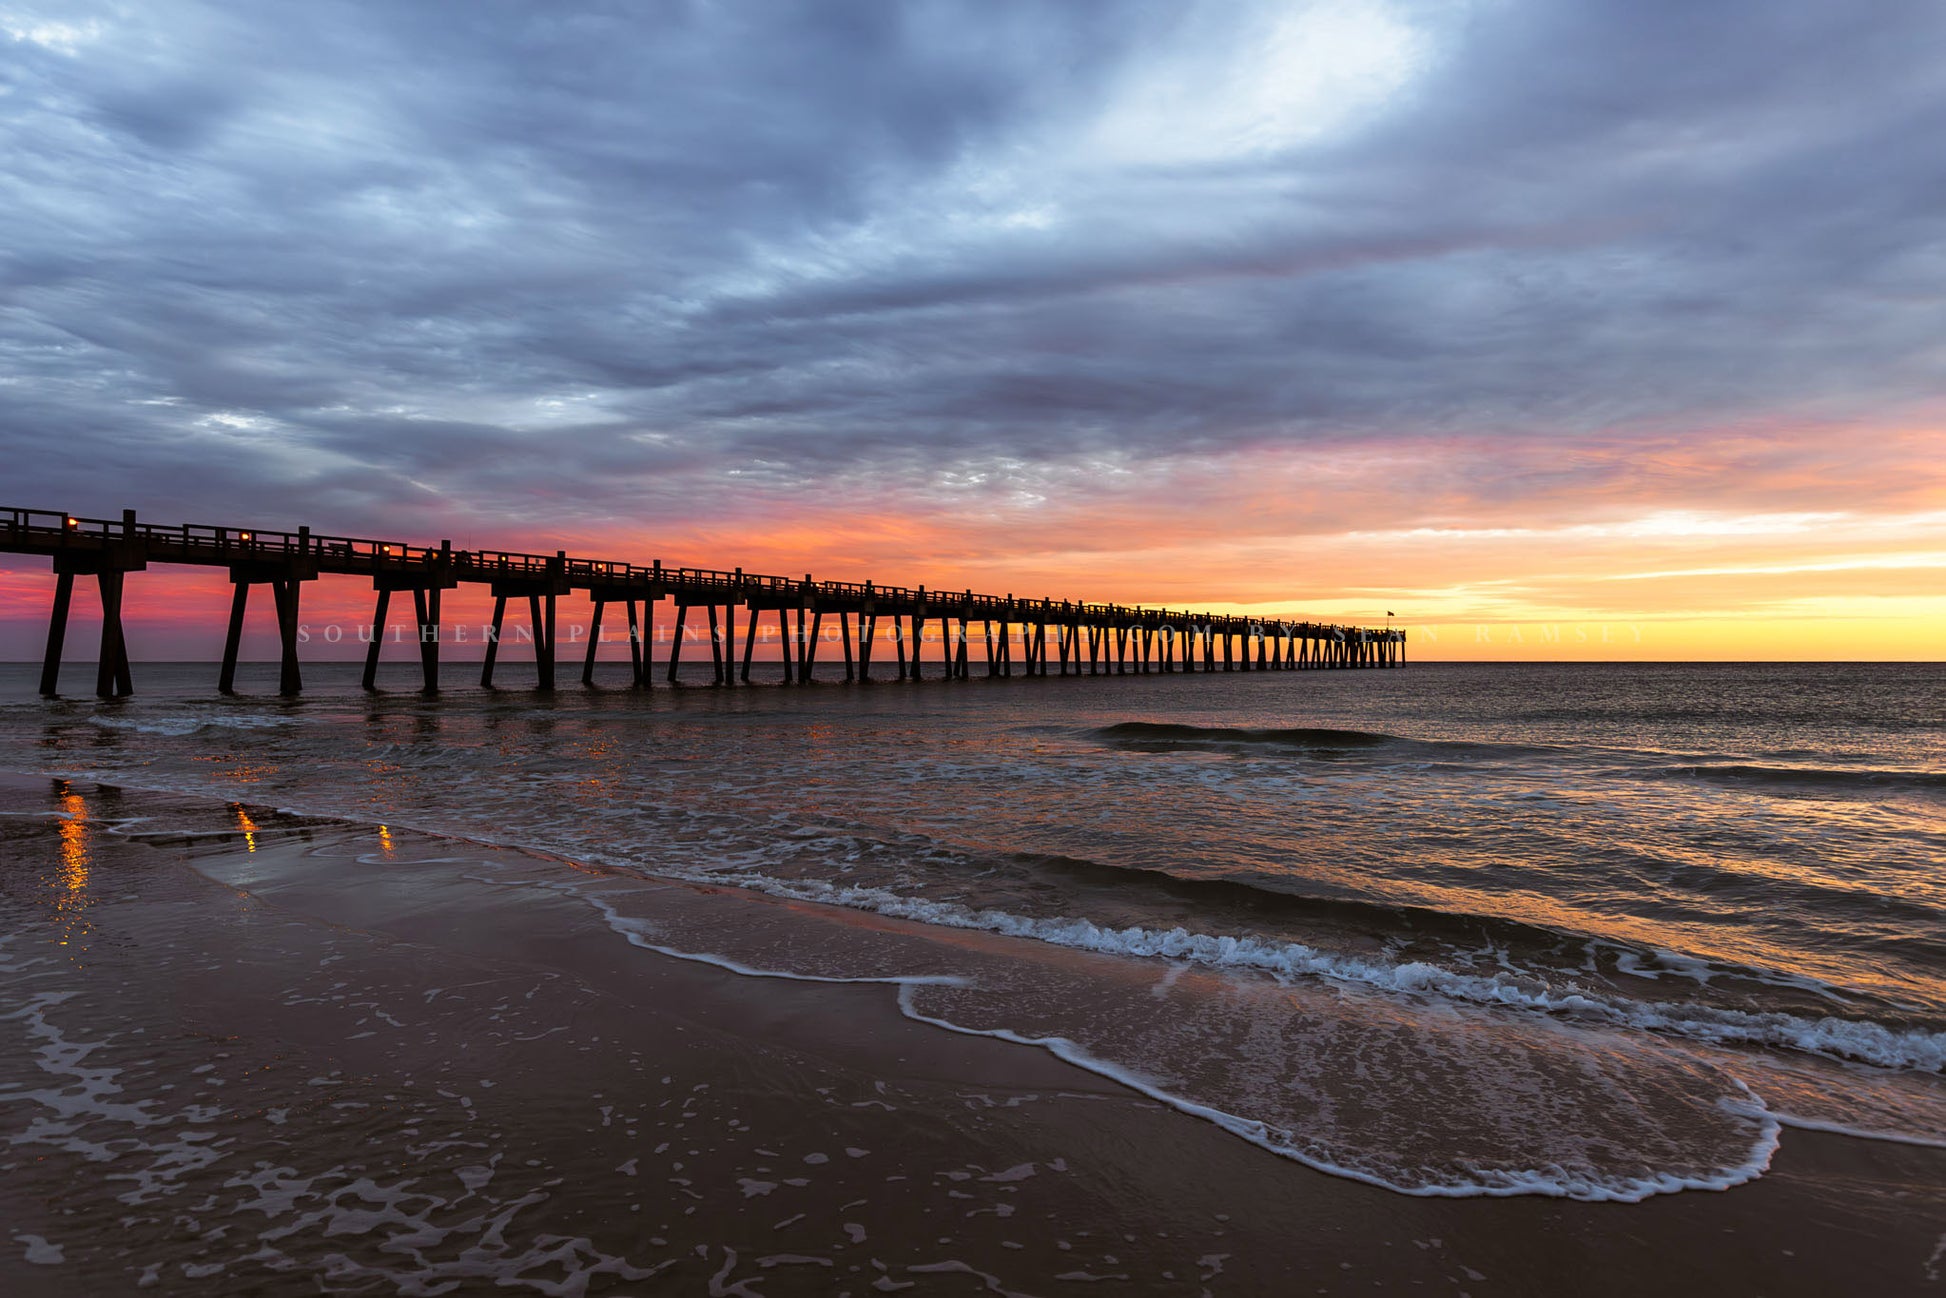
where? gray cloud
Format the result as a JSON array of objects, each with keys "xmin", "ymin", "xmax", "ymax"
[{"xmin": 2, "ymin": 0, "xmax": 1943, "ymax": 536}]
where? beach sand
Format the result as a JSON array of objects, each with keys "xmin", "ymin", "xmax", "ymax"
[{"xmin": 2, "ymin": 775, "xmax": 1941, "ymax": 1295}]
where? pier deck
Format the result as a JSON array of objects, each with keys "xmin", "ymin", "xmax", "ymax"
[{"xmin": 3, "ymin": 507, "xmax": 1404, "ymax": 696}]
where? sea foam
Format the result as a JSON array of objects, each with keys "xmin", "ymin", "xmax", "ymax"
[{"xmin": 622, "ymin": 869, "xmax": 1946, "ymax": 1074}]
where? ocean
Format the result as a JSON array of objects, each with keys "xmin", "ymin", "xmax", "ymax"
[{"xmin": 4, "ymin": 657, "xmax": 1940, "ymax": 1217}]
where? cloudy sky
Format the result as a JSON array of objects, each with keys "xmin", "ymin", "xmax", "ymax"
[{"xmin": 3, "ymin": 0, "xmax": 1943, "ymax": 658}]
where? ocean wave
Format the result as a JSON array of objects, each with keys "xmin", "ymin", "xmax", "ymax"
[
  {"xmin": 1090, "ymin": 721, "xmax": 1558, "ymax": 763},
  {"xmin": 1094, "ymin": 724, "xmax": 1946, "ymax": 800},
  {"xmin": 87, "ymin": 713, "xmax": 291, "ymax": 738},
  {"xmin": 30, "ymin": 762, "xmax": 1935, "ymax": 1071},
  {"xmin": 629, "ymin": 870, "xmax": 1946, "ymax": 1074},
  {"xmin": 536, "ymin": 877, "xmax": 1788, "ymax": 1201},
  {"xmin": 1659, "ymin": 762, "xmax": 1946, "ymax": 796},
  {"xmin": 529, "ymin": 879, "xmax": 1785, "ymax": 1202},
  {"xmin": 895, "ymin": 984, "xmax": 1784, "ymax": 1202},
  {"xmin": 987, "ymin": 848, "xmax": 1864, "ymax": 997},
  {"xmin": 1096, "ymin": 721, "xmax": 1395, "ymax": 748}
]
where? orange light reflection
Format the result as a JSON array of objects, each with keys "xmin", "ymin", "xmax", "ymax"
[
  {"xmin": 52, "ymin": 780, "xmax": 91, "ymax": 959},
  {"xmin": 233, "ymin": 804, "xmax": 259, "ymax": 853}
]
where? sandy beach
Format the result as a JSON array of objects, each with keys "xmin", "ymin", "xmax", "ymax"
[
  {"xmin": 8, "ymin": 0, "xmax": 1946, "ymax": 1288},
  {"xmin": 2, "ymin": 773, "xmax": 1941, "ymax": 1295}
]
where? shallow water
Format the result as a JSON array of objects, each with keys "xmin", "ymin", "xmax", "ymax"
[{"xmin": 2, "ymin": 659, "xmax": 1942, "ymax": 1199}]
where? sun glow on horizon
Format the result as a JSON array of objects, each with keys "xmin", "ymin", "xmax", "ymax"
[{"xmin": 3, "ymin": 418, "xmax": 1942, "ymax": 664}]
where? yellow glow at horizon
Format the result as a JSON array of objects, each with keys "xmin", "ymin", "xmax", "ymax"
[
  {"xmin": 5, "ymin": 441, "xmax": 1938, "ymax": 664},
  {"xmin": 1394, "ymin": 611, "xmax": 1946, "ymax": 662}
]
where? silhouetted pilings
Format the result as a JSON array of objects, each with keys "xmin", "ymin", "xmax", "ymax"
[{"xmin": 5, "ymin": 507, "xmax": 1404, "ymax": 698}]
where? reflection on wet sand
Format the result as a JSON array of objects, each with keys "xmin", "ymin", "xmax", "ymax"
[
  {"xmin": 232, "ymin": 804, "xmax": 259, "ymax": 853},
  {"xmin": 52, "ymin": 778, "xmax": 91, "ymax": 959}
]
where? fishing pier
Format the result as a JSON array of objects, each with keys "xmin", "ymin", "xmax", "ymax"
[{"xmin": 4, "ymin": 508, "xmax": 1405, "ymax": 697}]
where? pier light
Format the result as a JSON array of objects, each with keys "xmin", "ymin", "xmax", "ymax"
[
  {"xmin": 381, "ymin": 544, "xmax": 393, "ymax": 554},
  {"xmin": 239, "ymin": 531, "xmax": 251, "ymax": 541},
  {"xmin": 64, "ymin": 516, "xmax": 77, "ymax": 529}
]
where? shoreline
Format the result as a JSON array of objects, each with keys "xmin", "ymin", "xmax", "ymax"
[{"xmin": 2, "ymin": 775, "xmax": 1943, "ymax": 1294}]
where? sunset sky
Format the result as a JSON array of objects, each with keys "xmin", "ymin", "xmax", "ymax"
[{"xmin": 3, "ymin": 1, "xmax": 1943, "ymax": 660}]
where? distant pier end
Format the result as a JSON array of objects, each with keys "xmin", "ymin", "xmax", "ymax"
[{"xmin": 3, "ymin": 507, "xmax": 1404, "ymax": 698}]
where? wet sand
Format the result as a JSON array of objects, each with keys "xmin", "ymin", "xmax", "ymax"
[{"xmin": 1, "ymin": 776, "xmax": 1942, "ymax": 1295}]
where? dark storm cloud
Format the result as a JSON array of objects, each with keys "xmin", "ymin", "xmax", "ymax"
[{"xmin": 2, "ymin": 0, "xmax": 1943, "ymax": 534}]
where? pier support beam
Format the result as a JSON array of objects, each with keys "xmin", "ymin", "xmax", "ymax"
[
  {"xmin": 708, "ymin": 605, "xmax": 724, "ymax": 685},
  {"xmin": 35, "ymin": 564, "xmax": 134, "ymax": 696},
  {"xmin": 801, "ymin": 609, "xmax": 822, "ymax": 682},
  {"xmin": 364, "ymin": 590, "xmax": 392, "ymax": 690},
  {"xmin": 668, "ymin": 605, "xmax": 688, "ymax": 684},
  {"xmin": 627, "ymin": 600, "xmax": 646, "ymax": 686},
  {"xmin": 94, "ymin": 570, "xmax": 132, "ymax": 699},
  {"xmin": 38, "ymin": 572, "xmax": 74, "ymax": 698},
  {"xmin": 40, "ymin": 521, "xmax": 147, "ymax": 698},
  {"xmin": 271, "ymin": 578, "xmax": 302, "ymax": 696},
  {"xmin": 582, "ymin": 593, "xmax": 652, "ymax": 688},
  {"xmin": 583, "ymin": 599, "xmax": 605, "ymax": 686},
  {"xmin": 364, "ymin": 558, "xmax": 454, "ymax": 693},
  {"xmin": 742, "ymin": 607, "xmax": 760, "ymax": 684},
  {"xmin": 530, "ymin": 596, "xmax": 551, "ymax": 688},
  {"xmin": 219, "ymin": 583, "xmax": 249, "ymax": 694},
  {"xmin": 482, "ymin": 596, "xmax": 506, "ymax": 687},
  {"xmin": 414, "ymin": 588, "xmax": 442, "ymax": 692}
]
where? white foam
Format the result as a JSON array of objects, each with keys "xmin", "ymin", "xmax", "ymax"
[
  {"xmin": 1616, "ymin": 949, "xmax": 1718, "ymax": 985},
  {"xmin": 1765, "ymin": 1111, "xmax": 1946, "ymax": 1150},
  {"xmin": 86, "ymin": 713, "xmax": 289, "ymax": 737},
  {"xmin": 539, "ymin": 880, "xmax": 1785, "ymax": 1203},
  {"xmin": 587, "ymin": 871, "xmax": 1946, "ymax": 1074},
  {"xmin": 569, "ymin": 888, "xmax": 965, "ymax": 990},
  {"xmin": 891, "ymin": 984, "xmax": 1782, "ymax": 1202}
]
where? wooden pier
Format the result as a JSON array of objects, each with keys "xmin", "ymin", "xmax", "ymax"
[{"xmin": 3, "ymin": 507, "xmax": 1405, "ymax": 697}]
